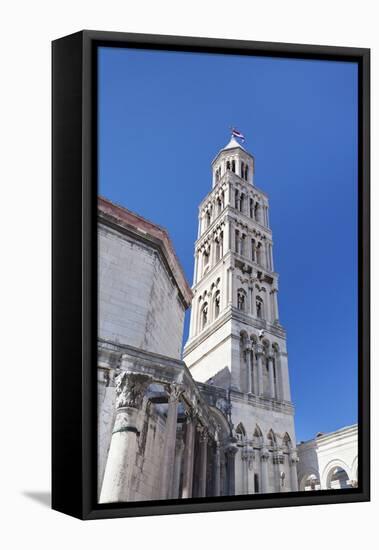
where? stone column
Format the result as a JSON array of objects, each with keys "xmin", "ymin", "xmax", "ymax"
[
  {"xmin": 277, "ymin": 352, "xmax": 291, "ymax": 401},
  {"xmin": 171, "ymin": 430, "xmax": 185, "ymax": 498},
  {"xmin": 160, "ymin": 384, "xmax": 184, "ymax": 499},
  {"xmin": 100, "ymin": 372, "xmax": 151, "ymax": 503},
  {"xmin": 193, "ymin": 252, "xmax": 198, "ymax": 285},
  {"xmin": 256, "ymin": 345, "xmax": 264, "ymax": 396},
  {"xmin": 198, "ymin": 428, "xmax": 208, "ymax": 497},
  {"xmin": 273, "ymin": 452, "xmax": 283, "ymax": 492},
  {"xmin": 214, "ymin": 442, "xmax": 221, "ymax": 496},
  {"xmin": 267, "ymin": 354, "xmax": 276, "ymax": 399},
  {"xmin": 227, "ymin": 266, "xmax": 234, "ymax": 306},
  {"xmin": 272, "ymin": 289, "xmax": 279, "ymax": 322},
  {"xmin": 223, "ymin": 219, "xmax": 231, "ymax": 254},
  {"xmin": 246, "ymin": 348, "xmax": 253, "ymax": 394},
  {"xmin": 226, "ymin": 442, "xmax": 238, "ymax": 496},
  {"xmin": 242, "ymin": 443, "xmax": 255, "ymax": 494},
  {"xmin": 289, "ymin": 452, "xmax": 299, "ymax": 491},
  {"xmin": 260, "ymin": 448, "xmax": 270, "ymax": 494},
  {"xmin": 269, "ymin": 243, "xmax": 274, "ymax": 270},
  {"xmin": 181, "ymin": 412, "xmax": 196, "ymax": 498}
]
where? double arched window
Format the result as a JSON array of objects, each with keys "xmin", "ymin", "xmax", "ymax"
[
  {"xmin": 256, "ymin": 296, "xmax": 264, "ymax": 319},
  {"xmin": 200, "ymin": 302, "xmax": 208, "ymax": 330},
  {"xmin": 237, "ymin": 289, "xmax": 246, "ymax": 311},
  {"xmin": 214, "ymin": 290, "xmax": 220, "ymax": 319}
]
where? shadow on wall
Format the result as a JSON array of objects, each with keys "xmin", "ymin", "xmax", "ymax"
[{"xmin": 206, "ymin": 366, "xmax": 231, "ymax": 389}]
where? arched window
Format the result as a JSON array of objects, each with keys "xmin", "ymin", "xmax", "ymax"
[
  {"xmin": 240, "ymin": 234, "xmax": 246, "ymax": 256},
  {"xmin": 282, "ymin": 433, "xmax": 291, "ymax": 449},
  {"xmin": 214, "ymin": 290, "xmax": 220, "ymax": 319},
  {"xmin": 215, "ymin": 238, "xmax": 221, "ymax": 263},
  {"xmin": 236, "ymin": 422, "xmax": 246, "ymax": 443},
  {"xmin": 201, "ymin": 302, "xmax": 208, "ymax": 330},
  {"xmin": 202, "ymin": 249, "xmax": 210, "ymax": 274},
  {"xmin": 254, "ymin": 202, "xmax": 260, "ymax": 222},
  {"xmin": 240, "ymin": 193, "xmax": 245, "ymax": 213},
  {"xmin": 206, "ymin": 210, "xmax": 211, "ymax": 227},
  {"xmin": 235, "ymin": 230, "xmax": 240, "ymax": 253},
  {"xmin": 235, "ymin": 190, "xmax": 239, "ymax": 209},
  {"xmin": 328, "ymin": 467, "xmax": 350, "ymax": 489},
  {"xmin": 226, "ymin": 160, "xmax": 231, "ymax": 171},
  {"xmin": 249, "ymin": 198, "xmax": 254, "ymax": 218},
  {"xmin": 256, "ymin": 296, "xmax": 264, "ymax": 319},
  {"xmin": 267, "ymin": 429, "xmax": 277, "ymax": 448},
  {"xmin": 302, "ymin": 474, "xmax": 320, "ymax": 491},
  {"xmin": 251, "ymin": 239, "xmax": 256, "ymax": 262},
  {"xmin": 237, "ymin": 289, "xmax": 246, "ymax": 311},
  {"xmin": 240, "ymin": 161, "xmax": 245, "ymax": 178},
  {"xmin": 253, "ymin": 424, "xmax": 263, "ymax": 446},
  {"xmin": 245, "ymin": 165, "xmax": 249, "ymax": 180},
  {"xmin": 217, "ymin": 197, "xmax": 222, "ymax": 215},
  {"xmin": 231, "ymin": 159, "xmax": 236, "ymax": 173}
]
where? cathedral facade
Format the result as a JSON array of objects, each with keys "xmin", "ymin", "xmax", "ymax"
[{"xmin": 98, "ymin": 137, "xmax": 299, "ymax": 503}]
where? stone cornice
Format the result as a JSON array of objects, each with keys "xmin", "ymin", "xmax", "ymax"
[
  {"xmin": 183, "ymin": 306, "xmax": 287, "ymax": 357},
  {"xmin": 229, "ymin": 388, "xmax": 295, "ymax": 416}
]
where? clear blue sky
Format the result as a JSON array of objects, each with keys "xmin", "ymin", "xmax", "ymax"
[{"xmin": 98, "ymin": 46, "xmax": 358, "ymax": 443}]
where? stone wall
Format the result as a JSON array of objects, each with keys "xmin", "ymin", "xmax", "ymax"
[{"xmin": 99, "ymin": 224, "xmax": 185, "ymax": 359}]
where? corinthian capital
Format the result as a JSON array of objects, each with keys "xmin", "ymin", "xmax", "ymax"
[
  {"xmin": 166, "ymin": 382, "xmax": 185, "ymax": 403},
  {"xmin": 260, "ymin": 448, "xmax": 270, "ymax": 461},
  {"xmin": 115, "ymin": 372, "xmax": 152, "ymax": 410},
  {"xmin": 290, "ymin": 452, "xmax": 299, "ymax": 464}
]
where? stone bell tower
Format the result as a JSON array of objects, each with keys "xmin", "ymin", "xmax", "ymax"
[{"xmin": 183, "ymin": 134, "xmax": 298, "ymax": 494}]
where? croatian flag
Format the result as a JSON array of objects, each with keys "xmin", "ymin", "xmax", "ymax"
[{"xmin": 231, "ymin": 128, "xmax": 245, "ymax": 142}]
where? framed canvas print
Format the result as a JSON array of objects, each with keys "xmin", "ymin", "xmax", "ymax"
[{"xmin": 52, "ymin": 30, "xmax": 370, "ymax": 520}]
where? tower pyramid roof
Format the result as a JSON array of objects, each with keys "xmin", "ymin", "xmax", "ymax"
[{"xmin": 222, "ymin": 136, "xmax": 246, "ymax": 151}]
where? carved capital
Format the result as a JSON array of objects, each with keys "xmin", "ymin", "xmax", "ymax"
[
  {"xmin": 115, "ymin": 372, "xmax": 152, "ymax": 410},
  {"xmin": 260, "ymin": 448, "xmax": 270, "ymax": 461},
  {"xmin": 166, "ymin": 382, "xmax": 185, "ymax": 403},
  {"xmin": 256, "ymin": 344, "xmax": 265, "ymax": 356},
  {"xmin": 226, "ymin": 443, "xmax": 238, "ymax": 457},
  {"xmin": 200, "ymin": 428, "xmax": 209, "ymax": 443},
  {"xmin": 290, "ymin": 452, "xmax": 299, "ymax": 464}
]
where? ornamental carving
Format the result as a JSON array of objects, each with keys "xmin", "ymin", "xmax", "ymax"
[
  {"xmin": 260, "ymin": 448, "xmax": 270, "ymax": 461},
  {"xmin": 115, "ymin": 372, "xmax": 152, "ymax": 410},
  {"xmin": 290, "ymin": 452, "xmax": 299, "ymax": 464},
  {"xmin": 166, "ymin": 382, "xmax": 185, "ymax": 403}
]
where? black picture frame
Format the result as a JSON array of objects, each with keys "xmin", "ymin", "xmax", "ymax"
[{"xmin": 52, "ymin": 30, "xmax": 370, "ymax": 520}]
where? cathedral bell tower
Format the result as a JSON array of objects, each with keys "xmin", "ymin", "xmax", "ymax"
[
  {"xmin": 183, "ymin": 134, "xmax": 298, "ymax": 493},
  {"xmin": 184, "ymin": 134, "xmax": 292, "ymax": 399}
]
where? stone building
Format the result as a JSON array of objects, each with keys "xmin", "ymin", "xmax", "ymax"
[
  {"xmin": 297, "ymin": 424, "xmax": 358, "ymax": 490},
  {"xmin": 98, "ymin": 137, "xmax": 300, "ymax": 503}
]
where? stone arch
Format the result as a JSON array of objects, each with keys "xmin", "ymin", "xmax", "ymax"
[
  {"xmin": 322, "ymin": 459, "xmax": 352, "ymax": 489},
  {"xmin": 210, "ymin": 405, "xmax": 232, "ymax": 443},
  {"xmin": 267, "ymin": 428, "xmax": 277, "ymax": 448},
  {"xmin": 299, "ymin": 469, "xmax": 321, "ymax": 491},
  {"xmin": 253, "ymin": 424, "xmax": 263, "ymax": 447},
  {"xmin": 235, "ymin": 422, "xmax": 246, "ymax": 443},
  {"xmin": 199, "ymin": 301, "xmax": 209, "ymax": 331},
  {"xmin": 237, "ymin": 288, "xmax": 247, "ymax": 311},
  {"xmin": 282, "ymin": 432, "xmax": 292, "ymax": 450},
  {"xmin": 351, "ymin": 455, "xmax": 358, "ymax": 484},
  {"xmin": 213, "ymin": 289, "xmax": 221, "ymax": 319}
]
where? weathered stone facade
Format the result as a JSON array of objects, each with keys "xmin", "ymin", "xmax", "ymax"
[{"xmin": 297, "ymin": 424, "xmax": 358, "ymax": 490}]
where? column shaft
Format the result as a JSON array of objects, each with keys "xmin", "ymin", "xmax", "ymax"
[
  {"xmin": 181, "ymin": 418, "xmax": 196, "ymax": 498},
  {"xmin": 198, "ymin": 431, "xmax": 208, "ymax": 497},
  {"xmin": 160, "ymin": 390, "xmax": 181, "ymax": 499}
]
